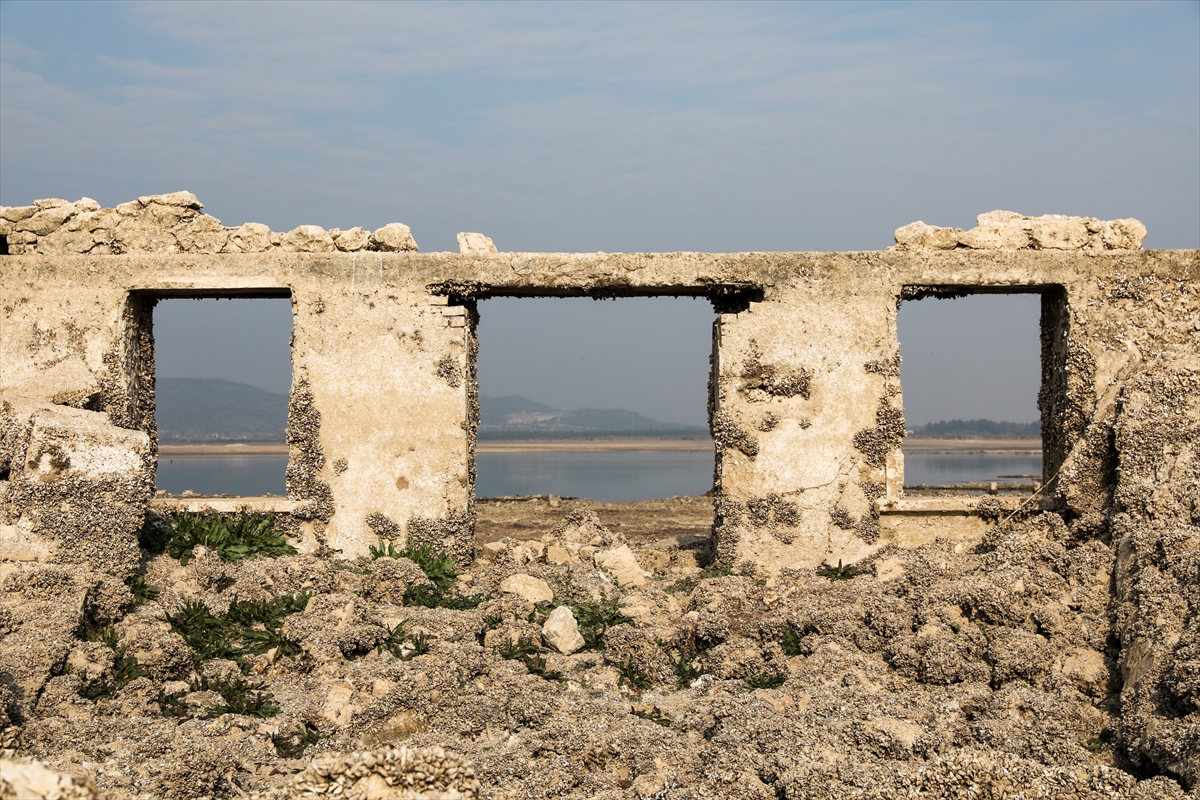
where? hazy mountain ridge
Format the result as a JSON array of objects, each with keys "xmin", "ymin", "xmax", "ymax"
[
  {"xmin": 479, "ymin": 394, "xmax": 707, "ymax": 438},
  {"xmin": 155, "ymin": 380, "xmax": 708, "ymax": 442},
  {"xmin": 156, "ymin": 378, "xmax": 288, "ymax": 443},
  {"xmin": 909, "ymin": 419, "xmax": 1040, "ymax": 439}
]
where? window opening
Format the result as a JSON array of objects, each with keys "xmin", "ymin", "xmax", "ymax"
[
  {"xmin": 473, "ymin": 295, "xmax": 716, "ymax": 546},
  {"xmin": 153, "ymin": 296, "xmax": 293, "ymax": 497},
  {"xmin": 897, "ymin": 290, "xmax": 1045, "ymax": 496}
]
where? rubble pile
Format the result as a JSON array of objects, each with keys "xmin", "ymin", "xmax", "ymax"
[
  {"xmin": 894, "ymin": 210, "xmax": 1147, "ymax": 251},
  {"xmin": 0, "ymin": 499, "xmax": 1194, "ymax": 799},
  {"xmin": 0, "ymin": 193, "xmax": 419, "ymax": 255}
]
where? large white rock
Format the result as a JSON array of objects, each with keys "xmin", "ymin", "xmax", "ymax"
[
  {"xmin": 281, "ymin": 225, "xmax": 336, "ymax": 253},
  {"xmin": 174, "ymin": 215, "xmax": 228, "ymax": 253},
  {"xmin": 498, "ymin": 573, "xmax": 554, "ymax": 604},
  {"xmin": 594, "ymin": 544, "xmax": 648, "ymax": 587},
  {"xmin": 457, "ymin": 232, "xmax": 497, "ymax": 255},
  {"xmin": 958, "ymin": 211, "xmax": 1032, "ymax": 250},
  {"xmin": 137, "ymin": 190, "xmax": 202, "ymax": 209},
  {"xmin": 1029, "ymin": 215, "xmax": 1088, "ymax": 250},
  {"xmin": 1102, "ymin": 218, "xmax": 1147, "ymax": 250},
  {"xmin": 541, "ymin": 605, "xmax": 585, "ymax": 654},
  {"xmin": 371, "ymin": 223, "xmax": 419, "ymax": 252},
  {"xmin": 893, "ymin": 221, "xmax": 958, "ymax": 250},
  {"xmin": 224, "ymin": 222, "xmax": 273, "ymax": 253},
  {"xmin": 334, "ymin": 226, "xmax": 371, "ymax": 252},
  {"xmin": 0, "ymin": 757, "xmax": 98, "ymax": 800}
]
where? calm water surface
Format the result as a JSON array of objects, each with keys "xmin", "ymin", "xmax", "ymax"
[{"xmin": 157, "ymin": 450, "xmax": 1042, "ymax": 501}]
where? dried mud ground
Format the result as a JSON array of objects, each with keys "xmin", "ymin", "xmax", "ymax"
[{"xmin": 1, "ymin": 497, "xmax": 1194, "ymax": 799}]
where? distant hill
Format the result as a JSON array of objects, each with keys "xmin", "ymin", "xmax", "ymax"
[
  {"xmin": 154, "ymin": 381, "xmax": 708, "ymax": 442},
  {"xmin": 479, "ymin": 394, "xmax": 708, "ymax": 439},
  {"xmin": 156, "ymin": 378, "xmax": 288, "ymax": 443},
  {"xmin": 909, "ymin": 419, "xmax": 1040, "ymax": 439}
]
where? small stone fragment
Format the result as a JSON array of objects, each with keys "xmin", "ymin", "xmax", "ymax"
[
  {"xmin": 594, "ymin": 544, "xmax": 648, "ymax": 587},
  {"xmin": 541, "ymin": 605, "xmax": 585, "ymax": 654},
  {"xmin": 223, "ymin": 222, "xmax": 273, "ymax": 253},
  {"xmin": 457, "ymin": 232, "xmax": 498, "ymax": 255},
  {"xmin": 893, "ymin": 221, "xmax": 958, "ymax": 250},
  {"xmin": 334, "ymin": 226, "xmax": 371, "ymax": 252},
  {"xmin": 371, "ymin": 222, "xmax": 419, "ymax": 252},
  {"xmin": 281, "ymin": 224, "xmax": 337, "ymax": 253},
  {"xmin": 498, "ymin": 573, "xmax": 554, "ymax": 604},
  {"xmin": 1029, "ymin": 215, "xmax": 1089, "ymax": 250},
  {"xmin": 1102, "ymin": 218, "xmax": 1147, "ymax": 250}
]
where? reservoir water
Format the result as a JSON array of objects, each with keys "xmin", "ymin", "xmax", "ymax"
[{"xmin": 156, "ymin": 450, "xmax": 1042, "ymax": 503}]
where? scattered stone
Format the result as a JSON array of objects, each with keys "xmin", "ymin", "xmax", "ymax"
[
  {"xmin": 334, "ymin": 226, "xmax": 371, "ymax": 252},
  {"xmin": 0, "ymin": 757, "xmax": 98, "ymax": 800},
  {"xmin": 498, "ymin": 573, "xmax": 554, "ymax": 604},
  {"xmin": 281, "ymin": 225, "xmax": 337, "ymax": 253},
  {"xmin": 224, "ymin": 222, "xmax": 273, "ymax": 253},
  {"xmin": 457, "ymin": 232, "xmax": 497, "ymax": 255},
  {"xmin": 371, "ymin": 222, "xmax": 419, "ymax": 252},
  {"xmin": 594, "ymin": 544, "xmax": 648, "ymax": 587},
  {"xmin": 1029, "ymin": 215, "xmax": 1089, "ymax": 250},
  {"xmin": 901, "ymin": 210, "xmax": 1148, "ymax": 251},
  {"xmin": 893, "ymin": 220, "xmax": 959, "ymax": 250},
  {"xmin": 541, "ymin": 605, "xmax": 585, "ymax": 654}
]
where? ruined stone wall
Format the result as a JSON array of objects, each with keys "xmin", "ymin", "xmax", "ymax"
[
  {"xmin": 2, "ymin": 195, "xmax": 1197, "ymax": 781},
  {"xmin": 0, "ymin": 196, "xmax": 1192, "ymax": 578}
]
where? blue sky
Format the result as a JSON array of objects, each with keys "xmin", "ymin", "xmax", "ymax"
[{"xmin": 3, "ymin": 1, "xmax": 1197, "ymax": 424}]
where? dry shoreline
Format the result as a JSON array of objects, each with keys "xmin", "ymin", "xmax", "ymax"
[{"xmin": 159, "ymin": 436, "xmax": 1042, "ymax": 456}]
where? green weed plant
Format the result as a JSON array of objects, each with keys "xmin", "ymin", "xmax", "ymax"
[
  {"xmin": 744, "ymin": 673, "xmax": 786, "ymax": 690},
  {"xmin": 371, "ymin": 538, "xmax": 488, "ymax": 609},
  {"xmin": 145, "ymin": 510, "xmax": 296, "ymax": 564},
  {"xmin": 78, "ymin": 625, "xmax": 145, "ymax": 701},
  {"xmin": 568, "ymin": 598, "xmax": 632, "ymax": 651},
  {"xmin": 165, "ymin": 592, "xmax": 310, "ymax": 671}
]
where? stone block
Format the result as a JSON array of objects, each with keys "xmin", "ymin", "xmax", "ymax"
[
  {"xmin": 594, "ymin": 544, "xmax": 648, "ymax": 587},
  {"xmin": 893, "ymin": 221, "xmax": 958, "ymax": 250},
  {"xmin": 457, "ymin": 232, "xmax": 497, "ymax": 254},
  {"xmin": 2, "ymin": 404, "xmax": 151, "ymax": 577},
  {"xmin": 541, "ymin": 605, "xmax": 585, "ymax": 654},
  {"xmin": 281, "ymin": 225, "xmax": 336, "ymax": 253},
  {"xmin": 499, "ymin": 573, "xmax": 554, "ymax": 604},
  {"xmin": 371, "ymin": 223, "xmax": 418, "ymax": 252}
]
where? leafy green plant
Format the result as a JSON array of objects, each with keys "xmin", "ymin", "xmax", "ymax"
[
  {"xmin": 1085, "ymin": 728, "xmax": 1113, "ymax": 753},
  {"xmin": 743, "ymin": 673, "xmax": 786, "ymax": 690},
  {"xmin": 202, "ymin": 675, "xmax": 280, "ymax": 718},
  {"xmin": 165, "ymin": 593, "xmax": 310, "ymax": 670},
  {"xmin": 377, "ymin": 622, "xmax": 435, "ymax": 661},
  {"xmin": 816, "ymin": 559, "xmax": 862, "ymax": 580},
  {"xmin": 496, "ymin": 636, "xmax": 541, "ymax": 661},
  {"xmin": 568, "ymin": 598, "xmax": 632, "ymax": 651},
  {"xmin": 670, "ymin": 654, "xmax": 703, "ymax": 688},
  {"xmin": 615, "ymin": 656, "xmax": 651, "ymax": 690},
  {"xmin": 163, "ymin": 510, "xmax": 296, "ymax": 565},
  {"xmin": 522, "ymin": 654, "xmax": 563, "ymax": 681},
  {"xmin": 435, "ymin": 592, "xmax": 490, "ymax": 610},
  {"xmin": 781, "ymin": 628, "xmax": 805, "ymax": 657},
  {"xmin": 375, "ymin": 537, "xmax": 488, "ymax": 610},
  {"xmin": 125, "ymin": 576, "xmax": 160, "ymax": 605},
  {"xmin": 273, "ymin": 723, "xmax": 323, "ymax": 758},
  {"xmin": 78, "ymin": 626, "xmax": 145, "ymax": 701},
  {"xmin": 665, "ymin": 563, "xmax": 736, "ymax": 595},
  {"xmin": 157, "ymin": 689, "xmax": 190, "ymax": 718},
  {"xmin": 409, "ymin": 631, "xmax": 432, "ymax": 657},
  {"xmin": 369, "ymin": 540, "xmax": 404, "ymax": 560}
]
